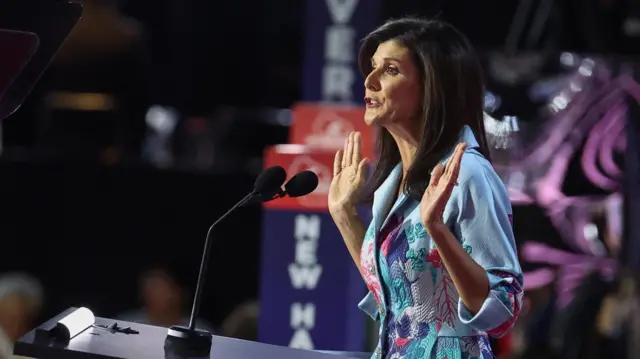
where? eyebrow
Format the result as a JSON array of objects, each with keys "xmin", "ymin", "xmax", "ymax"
[{"xmin": 371, "ymin": 56, "xmax": 402, "ymax": 65}]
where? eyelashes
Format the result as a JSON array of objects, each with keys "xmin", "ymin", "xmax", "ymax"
[{"xmin": 370, "ymin": 65, "xmax": 400, "ymax": 76}]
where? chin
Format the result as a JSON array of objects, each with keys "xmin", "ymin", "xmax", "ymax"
[{"xmin": 364, "ymin": 112, "xmax": 383, "ymax": 126}]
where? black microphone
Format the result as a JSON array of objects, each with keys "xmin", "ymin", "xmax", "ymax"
[
  {"xmin": 283, "ymin": 170, "xmax": 319, "ymax": 198},
  {"xmin": 164, "ymin": 166, "xmax": 286, "ymax": 357},
  {"xmin": 251, "ymin": 166, "xmax": 287, "ymax": 201},
  {"xmin": 240, "ymin": 166, "xmax": 289, "ymax": 205},
  {"xmin": 254, "ymin": 170, "xmax": 319, "ymax": 203}
]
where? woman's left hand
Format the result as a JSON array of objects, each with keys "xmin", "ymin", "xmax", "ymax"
[{"xmin": 420, "ymin": 142, "xmax": 467, "ymax": 229}]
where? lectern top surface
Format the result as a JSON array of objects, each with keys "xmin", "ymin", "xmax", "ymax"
[{"xmin": 15, "ymin": 309, "xmax": 358, "ymax": 359}]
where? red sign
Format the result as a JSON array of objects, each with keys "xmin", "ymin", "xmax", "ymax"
[
  {"xmin": 264, "ymin": 145, "xmax": 335, "ymax": 211},
  {"xmin": 289, "ymin": 103, "xmax": 375, "ymax": 158}
]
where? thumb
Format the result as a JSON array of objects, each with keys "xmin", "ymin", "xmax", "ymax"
[{"xmin": 356, "ymin": 158, "xmax": 369, "ymax": 179}]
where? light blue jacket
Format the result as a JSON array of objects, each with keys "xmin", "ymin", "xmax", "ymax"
[{"xmin": 357, "ymin": 126, "xmax": 523, "ymax": 358}]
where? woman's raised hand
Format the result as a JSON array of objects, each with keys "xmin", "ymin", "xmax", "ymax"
[
  {"xmin": 328, "ymin": 132, "xmax": 368, "ymax": 213},
  {"xmin": 420, "ymin": 142, "xmax": 467, "ymax": 229}
]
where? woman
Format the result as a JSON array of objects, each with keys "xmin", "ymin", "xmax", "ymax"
[{"xmin": 328, "ymin": 18, "xmax": 523, "ymax": 359}]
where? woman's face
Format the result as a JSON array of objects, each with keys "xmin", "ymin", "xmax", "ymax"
[{"xmin": 363, "ymin": 40, "xmax": 422, "ymax": 128}]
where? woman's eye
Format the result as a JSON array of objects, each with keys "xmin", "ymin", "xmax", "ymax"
[{"xmin": 386, "ymin": 66, "xmax": 399, "ymax": 75}]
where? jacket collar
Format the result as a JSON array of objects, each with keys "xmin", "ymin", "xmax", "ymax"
[{"xmin": 371, "ymin": 125, "xmax": 480, "ymax": 231}]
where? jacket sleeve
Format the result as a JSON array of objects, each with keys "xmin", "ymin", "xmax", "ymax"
[
  {"xmin": 451, "ymin": 154, "xmax": 524, "ymax": 338},
  {"xmin": 357, "ymin": 224, "xmax": 382, "ymax": 321}
]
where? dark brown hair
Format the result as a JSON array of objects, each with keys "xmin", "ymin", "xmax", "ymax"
[{"xmin": 358, "ymin": 17, "xmax": 491, "ymax": 201}]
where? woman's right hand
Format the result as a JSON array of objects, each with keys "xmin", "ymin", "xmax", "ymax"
[{"xmin": 328, "ymin": 132, "xmax": 368, "ymax": 214}]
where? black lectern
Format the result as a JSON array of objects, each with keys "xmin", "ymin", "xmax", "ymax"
[{"xmin": 14, "ymin": 308, "xmax": 364, "ymax": 359}]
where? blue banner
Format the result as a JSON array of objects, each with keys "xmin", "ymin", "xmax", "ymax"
[
  {"xmin": 301, "ymin": 0, "xmax": 380, "ymax": 104},
  {"xmin": 258, "ymin": 209, "xmax": 368, "ymax": 351}
]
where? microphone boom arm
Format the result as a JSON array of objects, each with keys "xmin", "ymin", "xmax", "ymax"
[
  {"xmin": 166, "ymin": 166, "xmax": 286, "ymax": 357},
  {"xmin": 187, "ymin": 191, "xmax": 255, "ymax": 330}
]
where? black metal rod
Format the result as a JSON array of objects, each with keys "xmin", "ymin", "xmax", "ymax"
[{"xmin": 188, "ymin": 191, "xmax": 255, "ymax": 330}]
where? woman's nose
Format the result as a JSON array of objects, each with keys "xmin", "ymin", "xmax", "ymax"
[{"xmin": 364, "ymin": 71, "xmax": 380, "ymax": 92}]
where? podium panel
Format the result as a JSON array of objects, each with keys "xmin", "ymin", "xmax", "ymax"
[
  {"xmin": 15, "ymin": 309, "xmax": 362, "ymax": 359},
  {"xmin": 259, "ymin": 147, "xmax": 368, "ymax": 351}
]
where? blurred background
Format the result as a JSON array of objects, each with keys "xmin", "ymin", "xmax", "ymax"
[{"xmin": 0, "ymin": 0, "xmax": 638, "ymax": 358}]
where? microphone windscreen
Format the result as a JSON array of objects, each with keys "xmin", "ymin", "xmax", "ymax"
[
  {"xmin": 254, "ymin": 166, "xmax": 286, "ymax": 195},
  {"xmin": 284, "ymin": 171, "xmax": 319, "ymax": 198}
]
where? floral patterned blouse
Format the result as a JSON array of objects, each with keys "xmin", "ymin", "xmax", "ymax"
[{"xmin": 357, "ymin": 126, "xmax": 524, "ymax": 359}]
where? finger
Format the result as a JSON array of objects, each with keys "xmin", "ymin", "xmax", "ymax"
[
  {"xmin": 449, "ymin": 142, "xmax": 467, "ymax": 182},
  {"xmin": 334, "ymin": 150, "xmax": 343, "ymax": 176},
  {"xmin": 356, "ymin": 157, "xmax": 368, "ymax": 180},
  {"xmin": 345, "ymin": 132, "xmax": 355, "ymax": 167},
  {"xmin": 341, "ymin": 135, "xmax": 350, "ymax": 168},
  {"xmin": 444, "ymin": 144, "xmax": 461, "ymax": 175},
  {"xmin": 445, "ymin": 142, "xmax": 467, "ymax": 178},
  {"xmin": 352, "ymin": 132, "xmax": 362, "ymax": 164},
  {"xmin": 429, "ymin": 163, "xmax": 445, "ymax": 188}
]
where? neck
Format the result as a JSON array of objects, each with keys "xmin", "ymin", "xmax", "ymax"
[
  {"xmin": 395, "ymin": 137, "xmax": 417, "ymax": 175},
  {"xmin": 386, "ymin": 124, "xmax": 419, "ymax": 175}
]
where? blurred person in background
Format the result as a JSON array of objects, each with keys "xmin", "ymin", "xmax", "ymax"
[
  {"xmin": 0, "ymin": 273, "xmax": 43, "ymax": 359},
  {"xmin": 118, "ymin": 266, "xmax": 214, "ymax": 333},
  {"xmin": 220, "ymin": 301, "xmax": 259, "ymax": 341}
]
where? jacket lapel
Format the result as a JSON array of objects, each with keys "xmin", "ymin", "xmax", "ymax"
[{"xmin": 372, "ymin": 163, "xmax": 403, "ymax": 233}]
